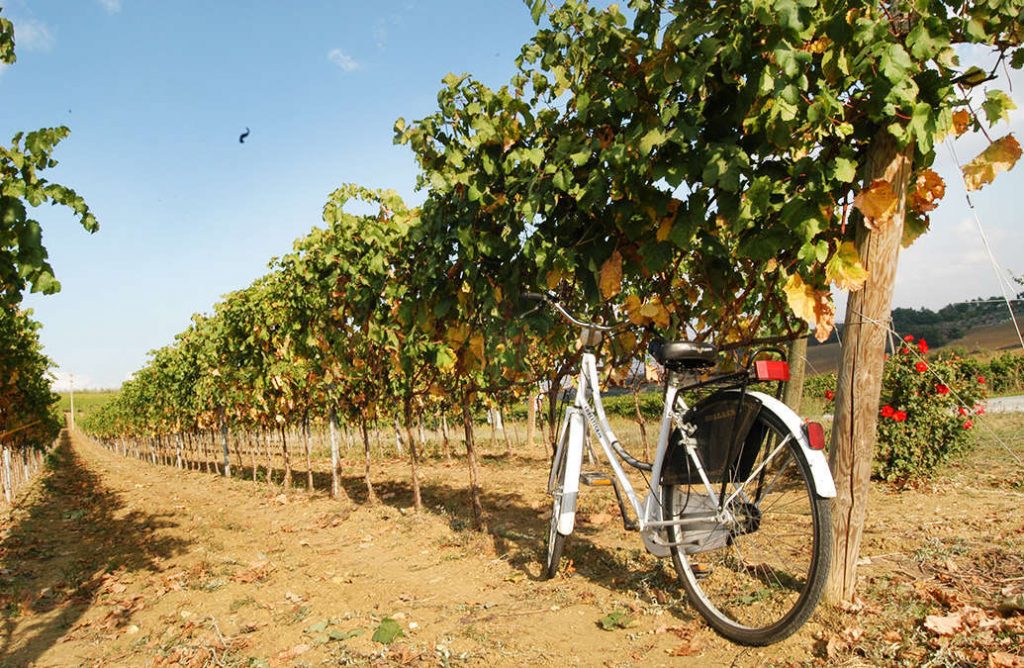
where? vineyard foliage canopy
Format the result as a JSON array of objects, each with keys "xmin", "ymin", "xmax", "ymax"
[
  {"xmin": 83, "ymin": 0, "xmax": 1024, "ymax": 445},
  {"xmin": 1, "ymin": 8, "xmax": 99, "ymax": 454}
]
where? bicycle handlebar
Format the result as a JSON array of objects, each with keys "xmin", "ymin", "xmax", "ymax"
[{"xmin": 521, "ymin": 291, "xmax": 625, "ymax": 333}]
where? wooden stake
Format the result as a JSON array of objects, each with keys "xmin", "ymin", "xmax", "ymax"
[
  {"xmin": 784, "ymin": 336, "xmax": 809, "ymax": 412},
  {"xmin": 827, "ymin": 132, "xmax": 913, "ymax": 603}
]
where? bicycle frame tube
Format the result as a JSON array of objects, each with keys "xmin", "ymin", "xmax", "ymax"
[{"xmin": 573, "ymin": 353, "xmax": 688, "ymax": 532}]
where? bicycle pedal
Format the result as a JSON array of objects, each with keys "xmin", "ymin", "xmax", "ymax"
[{"xmin": 580, "ymin": 471, "xmax": 612, "ymax": 487}]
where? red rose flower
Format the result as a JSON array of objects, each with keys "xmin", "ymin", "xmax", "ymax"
[
  {"xmin": 880, "ymin": 405, "xmax": 895, "ymax": 418},
  {"xmin": 824, "ymin": 390, "xmax": 835, "ymax": 401},
  {"xmin": 935, "ymin": 384, "xmax": 949, "ymax": 395},
  {"xmin": 958, "ymin": 406, "xmax": 968, "ymax": 416},
  {"xmin": 894, "ymin": 410, "xmax": 908, "ymax": 422},
  {"xmin": 915, "ymin": 361, "xmax": 928, "ymax": 373},
  {"xmin": 963, "ymin": 420, "xmax": 973, "ymax": 430},
  {"xmin": 917, "ymin": 338, "xmax": 929, "ymax": 354},
  {"xmin": 899, "ymin": 347, "xmax": 910, "ymax": 355},
  {"xmin": 975, "ymin": 404, "xmax": 985, "ymax": 415},
  {"xmin": 903, "ymin": 334, "xmax": 914, "ymax": 342},
  {"xmin": 977, "ymin": 376, "xmax": 986, "ymax": 384}
]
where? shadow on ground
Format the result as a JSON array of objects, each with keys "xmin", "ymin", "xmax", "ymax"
[
  {"xmin": 111, "ymin": 444, "xmax": 686, "ymax": 606},
  {"xmin": 0, "ymin": 431, "xmax": 190, "ymax": 667}
]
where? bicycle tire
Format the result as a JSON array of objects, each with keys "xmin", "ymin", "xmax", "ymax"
[
  {"xmin": 662, "ymin": 409, "xmax": 831, "ymax": 645},
  {"xmin": 543, "ymin": 436, "xmax": 571, "ymax": 579}
]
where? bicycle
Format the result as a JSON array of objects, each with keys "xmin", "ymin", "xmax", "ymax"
[{"xmin": 524, "ymin": 291, "xmax": 836, "ymax": 646}]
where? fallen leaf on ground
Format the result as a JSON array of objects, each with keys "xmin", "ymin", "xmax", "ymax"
[
  {"xmin": 372, "ymin": 618, "xmax": 404, "ymax": 644},
  {"xmin": 990, "ymin": 652, "xmax": 1024, "ymax": 668},
  {"xmin": 924, "ymin": 612, "xmax": 962, "ymax": 636},
  {"xmin": 598, "ymin": 610, "xmax": 634, "ymax": 631}
]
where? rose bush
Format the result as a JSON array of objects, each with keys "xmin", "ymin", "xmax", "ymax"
[{"xmin": 874, "ymin": 337, "xmax": 987, "ymax": 481}]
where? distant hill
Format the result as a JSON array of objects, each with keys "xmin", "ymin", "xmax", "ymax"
[
  {"xmin": 811, "ymin": 294, "xmax": 1023, "ymax": 349},
  {"xmin": 804, "ymin": 294, "xmax": 1024, "ymax": 374}
]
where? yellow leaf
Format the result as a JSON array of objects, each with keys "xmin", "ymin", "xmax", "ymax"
[
  {"xmin": 908, "ymin": 169, "xmax": 945, "ymax": 214},
  {"xmin": 612, "ymin": 331, "xmax": 637, "ymax": 357},
  {"xmin": 623, "ymin": 294, "xmax": 645, "ymax": 325},
  {"xmin": 656, "ymin": 217, "xmax": 673, "ymax": 242},
  {"xmin": 784, "ymin": 274, "xmax": 836, "ymax": 342},
  {"xmin": 852, "ymin": 179, "xmax": 898, "ymax": 229},
  {"xmin": 545, "ymin": 267, "xmax": 563, "ymax": 290},
  {"xmin": 951, "ymin": 109, "xmax": 970, "ymax": 137},
  {"xmin": 802, "ymin": 36, "xmax": 831, "ymax": 54},
  {"xmin": 826, "ymin": 241, "xmax": 869, "ymax": 292},
  {"xmin": 639, "ymin": 296, "xmax": 670, "ymax": 328},
  {"xmin": 467, "ymin": 333, "xmax": 485, "ymax": 371},
  {"xmin": 599, "ymin": 250, "xmax": 623, "ymax": 299},
  {"xmin": 962, "ymin": 134, "xmax": 1022, "ymax": 192},
  {"xmin": 446, "ymin": 323, "xmax": 469, "ymax": 348}
]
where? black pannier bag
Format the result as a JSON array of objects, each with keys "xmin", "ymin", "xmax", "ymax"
[{"xmin": 661, "ymin": 391, "xmax": 765, "ymax": 487}]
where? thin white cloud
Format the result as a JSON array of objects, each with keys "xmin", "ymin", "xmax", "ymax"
[
  {"xmin": 328, "ymin": 48, "xmax": 359, "ymax": 72},
  {"xmin": 373, "ymin": 23, "xmax": 388, "ymax": 50},
  {"xmin": 16, "ymin": 19, "xmax": 55, "ymax": 52},
  {"xmin": 98, "ymin": 0, "xmax": 122, "ymax": 14}
]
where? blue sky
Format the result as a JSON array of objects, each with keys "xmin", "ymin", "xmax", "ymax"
[{"xmin": 2, "ymin": 1, "xmax": 1023, "ymax": 389}]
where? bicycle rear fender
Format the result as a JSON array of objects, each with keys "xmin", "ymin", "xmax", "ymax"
[{"xmin": 745, "ymin": 390, "xmax": 837, "ymax": 499}]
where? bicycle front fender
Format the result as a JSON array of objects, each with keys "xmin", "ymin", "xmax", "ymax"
[
  {"xmin": 745, "ymin": 390, "xmax": 837, "ymax": 499},
  {"xmin": 557, "ymin": 410, "xmax": 586, "ymax": 535}
]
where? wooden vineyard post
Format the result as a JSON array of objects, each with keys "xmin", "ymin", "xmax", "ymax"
[
  {"xmin": 329, "ymin": 409, "xmax": 341, "ymax": 499},
  {"xmin": 175, "ymin": 432, "xmax": 184, "ymax": 469},
  {"xmin": 280, "ymin": 426, "xmax": 291, "ymax": 489},
  {"xmin": 359, "ymin": 419, "xmax": 378, "ymax": 504},
  {"xmin": 2, "ymin": 446, "xmax": 11, "ymax": 504},
  {"xmin": 632, "ymin": 382, "xmax": 650, "ymax": 461},
  {"xmin": 440, "ymin": 412, "xmax": 452, "ymax": 460},
  {"xmin": 220, "ymin": 422, "xmax": 231, "ymax": 478},
  {"xmin": 402, "ymin": 396, "xmax": 424, "ymax": 512},
  {"xmin": 526, "ymin": 393, "xmax": 537, "ymax": 449},
  {"xmin": 784, "ymin": 336, "xmax": 808, "ymax": 412},
  {"xmin": 827, "ymin": 133, "xmax": 913, "ymax": 603},
  {"xmin": 249, "ymin": 431, "xmax": 258, "ymax": 482},
  {"xmin": 302, "ymin": 417, "xmax": 313, "ymax": 492},
  {"xmin": 392, "ymin": 417, "xmax": 404, "ymax": 455},
  {"xmin": 461, "ymin": 391, "xmax": 485, "ymax": 531}
]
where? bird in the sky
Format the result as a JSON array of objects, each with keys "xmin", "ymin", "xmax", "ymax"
[{"xmin": 239, "ymin": 127, "xmax": 250, "ymax": 144}]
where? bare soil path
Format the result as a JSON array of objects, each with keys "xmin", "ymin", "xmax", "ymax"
[{"xmin": 1, "ymin": 421, "xmax": 1022, "ymax": 667}]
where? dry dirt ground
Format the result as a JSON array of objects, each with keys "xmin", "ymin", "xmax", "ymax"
[{"xmin": 1, "ymin": 418, "xmax": 1023, "ymax": 667}]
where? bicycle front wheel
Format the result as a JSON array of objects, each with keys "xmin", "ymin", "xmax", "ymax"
[
  {"xmin": 544, "ymin": 436, "xmax": 571, "ymax": 579},
  {"xmin": 662, "ymin": 410, "xmax": 831, "ymax": 645}
]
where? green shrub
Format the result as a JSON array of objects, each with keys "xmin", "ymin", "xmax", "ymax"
[
  {"xmin": 804, "ymin": 373, "xmax": 838, "ymax": 405},
  {"xmin": 983, "ymin": 352, "xmax": 1024, "ymax": 394},
  {"xmin": 874, "ymin": 336, "xmax": 987, "ymax": 481}
]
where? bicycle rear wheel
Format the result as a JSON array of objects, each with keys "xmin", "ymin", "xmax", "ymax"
[{"xmin": 662, "ymin": 410, "xmax": 831, "ymax": 645}]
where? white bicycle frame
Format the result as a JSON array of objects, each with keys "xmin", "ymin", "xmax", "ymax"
[{"xmin": 548, "ymin": 350, "xmax": 836, "ymax": 554}]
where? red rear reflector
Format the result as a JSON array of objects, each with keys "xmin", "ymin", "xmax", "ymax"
[
  {"xmin": 754, "ymin": 360, "xmax": 790, "ymax": 381},
  {"xmin": 804, "ymin": 422, "xmax": 826, "ymax": 450}
]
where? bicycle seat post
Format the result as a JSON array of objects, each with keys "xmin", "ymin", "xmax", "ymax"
[{"xmin": 577, "ymin": 326, "xmax": 602, "ymax": 351}]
